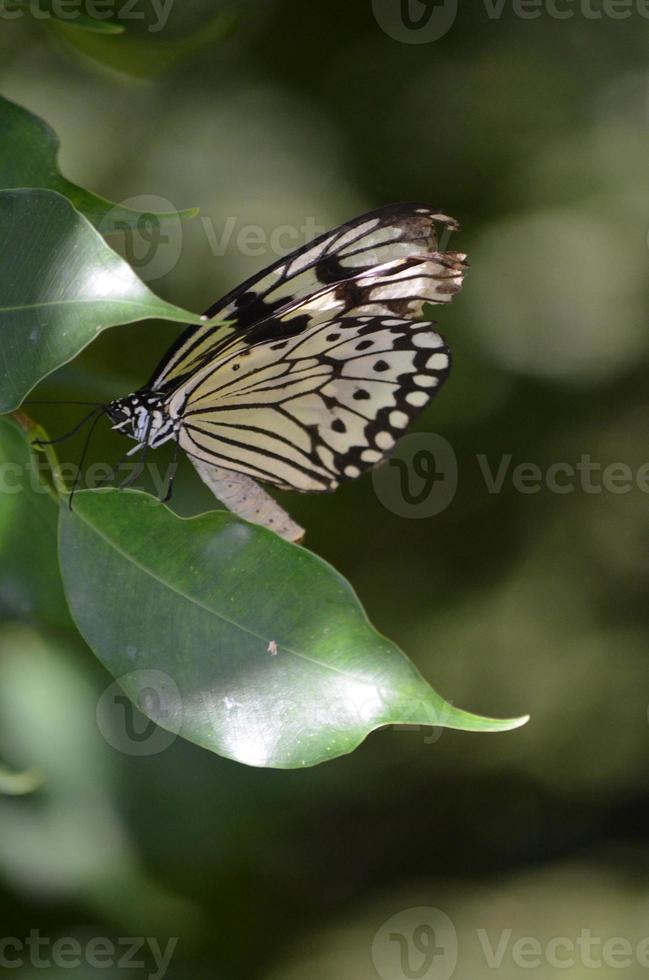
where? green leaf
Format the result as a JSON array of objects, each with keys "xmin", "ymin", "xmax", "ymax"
[
  {"xmin": 0, "ymin": 188, "xmax": 204, "ymax": 413},
  {"xmin": 0, "ymin": 96, "xmax": 196, "ymax": 230},
  {"xmin": 58, "ymin": 489, "xmax": 528, "ymax": 769},
  {"xmin": 0, "ymin": 415, "xmax": 70, "ymax": 628},
  {"xmin": 50, "ymin": 11, "xmax": 125, "ymax": 33},
  {"xmin": 0, "ymin": 623, "xmax": 204, "ymax": 933},
  {"xmin": 52, "ymin": 9, "xmax": 236, "ymax": 78},
  {"xmin": 0, "ymin": 763, "xmax": 41, "ymax": 795}
]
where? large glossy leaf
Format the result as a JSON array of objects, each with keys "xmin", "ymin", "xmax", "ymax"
[
  {"xmin": 0, "ymin": 188, "xmax": 204, "ymax": 413},
  {"xmin": 0, "ymin": 96, "xmax": 196, "ymax": 229},
  {"xmin": 0, "ymin": 415, "xmax": 70, "ymax": 628},
  {"xmin": 59, "ymin": 489, "xmax": 528, "ymax": 769}
]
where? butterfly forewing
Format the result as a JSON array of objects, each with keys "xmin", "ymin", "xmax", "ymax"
[
  {"xmin": 170, "ymin": 315, "xmax": 451, "ymax": 493},
  {"xmin": 149, "ymin": 204, "xmax": 463, "ymax": 391}
]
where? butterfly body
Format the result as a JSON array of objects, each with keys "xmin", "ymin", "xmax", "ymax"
[{"xmin": 106, "ymin": 204, "xmax": 467, "ymax": 539}]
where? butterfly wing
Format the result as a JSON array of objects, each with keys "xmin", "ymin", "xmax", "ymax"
[
  {"xmin": 149, "ymin": 204, "xmax": 463, "ymax": 391},
  {"xmin": 169, "ymin": 315, "xmax": 451, "ymax": 493}
]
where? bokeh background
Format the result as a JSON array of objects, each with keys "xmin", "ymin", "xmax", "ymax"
[{"xmin": 1, "ymin": 2, "xmax": 649, "ymax": 977}]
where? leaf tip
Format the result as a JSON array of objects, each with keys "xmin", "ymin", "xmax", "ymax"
[
  {"xmin": 433, "ymin": 703, "xmax": 531, "ymax": 734},
  {"xmin": 497, "ymin": 713, "xmax": 530, "ymax": 731}
]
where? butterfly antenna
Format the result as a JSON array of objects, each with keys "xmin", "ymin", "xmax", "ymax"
[
  {"xmin": 33, "ymin": 405, "xmax": 106, "ymax": 446},
  {"xmin": 68, "ymin": 409, "xmax": 106, "ymax": 510}
]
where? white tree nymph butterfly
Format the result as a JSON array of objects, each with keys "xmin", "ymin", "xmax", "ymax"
[{"xmin": 105, "ymin": 204, "xmax": 467, "ymax": 541}]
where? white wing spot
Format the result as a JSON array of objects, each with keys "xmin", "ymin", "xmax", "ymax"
[
  {"xmin": 344, "ymin": 465, "xmax": 361, "ymax": 478},
  {"xmin": 406, "ymin": 391, "xmax": 428, "ymax": 407},
  {"xmin": 361, "ymin": 449, "xmax": 381, "ymax": 463},
  {"xmin": 426, "ymin": 352, "xmax": 449, "ymax": 370},
  {"xmin": 389, "ymin": 410, "xmax": 409, "ymax": 428},
  {"xmin": 414, "ymin": 374, "xmax": 439, "ymax": 388},
  {"xmin": 413, "ymin": 333, "xmax": 444, "ymax": 349},
  {"xmin": 375, "ymin": 431, "xmax": 395, "ymax": 450}
]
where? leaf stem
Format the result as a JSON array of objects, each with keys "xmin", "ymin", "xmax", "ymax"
[{"xmin": 11, "ymin": 410, "xmax": 68, "ymax": 500}]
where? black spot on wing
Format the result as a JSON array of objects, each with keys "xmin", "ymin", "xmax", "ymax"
[
  {"xmin": 315, "ymin": 254, "xmax": 353, "ymax": 285},
  {"xmin": 246, "ymin": 313, "xmax": 311, "ymax": 346}
]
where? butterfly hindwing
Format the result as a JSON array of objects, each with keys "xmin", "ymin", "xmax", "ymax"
[
  {"xmin": 149, "ymin": 204, "xmax": 464, "ymax": 390},
  {"xmin": 170, "ymin": 315, "xmax": 451, "ymax": 493}
]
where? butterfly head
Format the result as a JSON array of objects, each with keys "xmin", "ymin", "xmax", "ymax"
[{"xmin": 107, "ymin": 392, "xmax": 176, "ymax": 448}]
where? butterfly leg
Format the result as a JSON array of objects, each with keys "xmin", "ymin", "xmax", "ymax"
[
  {"xmin": 118, "ymin": 446, "xmax": 149, "ymax": 490},
  {"xmin": 94, "ymin": 446, "xmax": 135, "ymax": 489},
  {"xmin": 117, "ymin": 442, "xmax": 149, "ymax": 490},
  {"xmin": 117, "ymin": 415, "xmax": 153, "ymax": 490},
  {"xmin": 159, "ymin": 440, "xmax": 180, "ymax": 504}
]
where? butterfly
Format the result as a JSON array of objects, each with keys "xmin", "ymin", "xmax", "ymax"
[{"xmin": 104, "ymin": 204, "xmax": 467, "ymax": 541}]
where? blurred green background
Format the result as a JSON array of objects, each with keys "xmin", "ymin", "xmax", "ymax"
[{"xmin": 1, "ymin": 1, "xmax": 649, "ymax": 977}]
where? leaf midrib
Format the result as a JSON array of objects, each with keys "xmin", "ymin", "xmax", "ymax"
[
  {"xmin": 73, "ymin": 504, "xmax": 389, "ymax": 687},
  {"xmin": 0, "ymin": 297, "xmax": 198, "ymax": 318}
]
